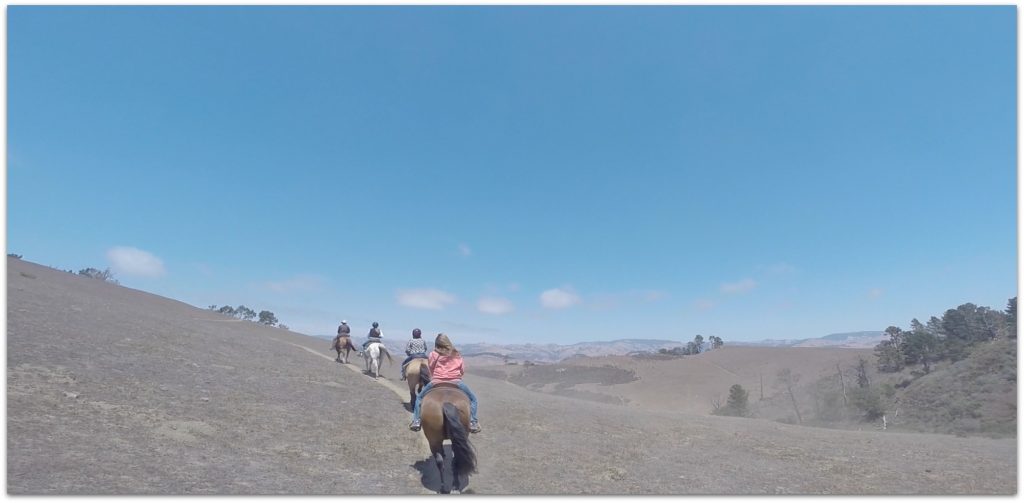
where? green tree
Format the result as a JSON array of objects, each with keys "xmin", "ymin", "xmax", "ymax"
[
  {"xmin": 685, "ymin": 341, "xmax": 698, "ymax": 355},
  {"xmin": 217, "ymin": 305, "xmax": 236, "ymax": 317},
  {"xmin": 693, "ymin": 335, "xmax": 705, "ymax": 354},
  {"xmin": 902, "ymin": 324, "xmax": 938, "ymax": 373},
  {"xmin": 258, "ymin": 310, "xmax": 278, "ymax": 326},
  {"xmin": 236, "ymin": 305, "xmax": 257, "ymax": 321},
  {"xmin": 874, "ymin": 326, "xmax": 905, "ymax": 372},
  {"xmin": 710, "ymin": 336, "xmax": 724, "ymax": 349},
  {"xmin": 724, "ymin": 384, "xmax": 749, "ymax": 416}
]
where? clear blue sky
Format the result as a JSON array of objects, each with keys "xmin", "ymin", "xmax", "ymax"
[{"xmin": 7, "ymin": 6, "xmax": 1017, "ymax": 344}]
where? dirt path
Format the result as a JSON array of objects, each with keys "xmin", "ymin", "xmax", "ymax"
[{"xmin": 284, "ymin": 342, "xmax": 432, "ymax": 457}]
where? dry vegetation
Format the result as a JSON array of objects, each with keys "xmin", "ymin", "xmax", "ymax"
[{"xmin": 8, "ymin": 257, "xmax": 1017, "ymax": 494}]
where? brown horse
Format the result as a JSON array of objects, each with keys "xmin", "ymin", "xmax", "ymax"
[
  {"xmin": 420, "ymin": 383, "xmax": 477, "ymax": 494},
  {"xmin": 405, "ymin": 357, "xmax": 429, "ymax": 406},
  {"xmin": 331, "ymin": 335, "xmax": 357, "ymax": 364}
]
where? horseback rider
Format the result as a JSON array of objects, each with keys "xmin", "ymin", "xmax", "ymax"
[
  {"xmin": 332, "ymin": 320, "xmax": 351, "ymax": 348},
  {"xmin": 409, "ymin": 333, "xmax": 481, "ymax": 433},
  {"xmin": 360, "ymin": 321, "xmax": 383, "ymax": 354},
  {"xmin": 400, "ymin": 328, "xmax": 429, "ymax": 381}
]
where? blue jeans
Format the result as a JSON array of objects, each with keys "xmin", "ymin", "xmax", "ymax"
[
  {"xmin": 401, "ymin": 353, "xmax": 428, "ymax": 378},
  {"xmin": 412, "ymin": 380, "xmax": 478, "ymax": 423},
  {"xmin": 362, "ymin": 337, "xmax": 381, "ymax": 350}
]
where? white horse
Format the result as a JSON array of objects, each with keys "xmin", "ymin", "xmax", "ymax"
[{"xmin": 363, "ymin": 342, "xmax": 393, "ymax": 378}]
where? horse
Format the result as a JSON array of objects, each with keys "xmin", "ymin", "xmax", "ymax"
[
  {"xmin": 419, "ymin": 383, "xmax": 477, "ymax": 494},
  {"xmin": 331, "ymin": 335, "xmax": 357, "ymax": 364},
  {"xmin": 405, "ymin": 357, "xmax": 430, "ymax": 406},
  {"xmin": 363, "ymin": 342, "xmax": 393, "ymax": 378}
]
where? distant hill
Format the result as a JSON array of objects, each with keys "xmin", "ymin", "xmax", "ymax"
[
  {"xmin": 315, "ymin": 333, "xmax": 889, "ymax": 363},
  {"xmin": 731, "ymin": 331, "xmax": 886, "ymax": 349},
  {"xmin": 312, "ymin": 335, "xmax": 686, "ymax": 363}
]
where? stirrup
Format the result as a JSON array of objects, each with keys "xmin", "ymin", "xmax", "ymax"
[
  {"xmin": 469, "ymin": 421, "xmax": 481, "ymax": 433},
  {"xmin": 409, "ymin": 420, "xmax": 421, "ymax": 431}
]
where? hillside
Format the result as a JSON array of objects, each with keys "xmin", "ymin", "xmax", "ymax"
[
  {"xmin": 7, "ymin": 259, "xmax": 426, "ymax": 494},
  {"xmin": 7, "ymin": 258, "xmax": 1016, "ymax": 494},
  {"xmin": 469, "ymin": 346, "xmax": 875, "ymax": 416}
]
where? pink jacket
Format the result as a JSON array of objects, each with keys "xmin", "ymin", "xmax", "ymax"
[{"xmin": 428, "ymin": 351, "xmax": 464, "ymax": 382}]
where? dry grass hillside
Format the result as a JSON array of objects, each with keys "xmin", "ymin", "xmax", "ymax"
[
  {"xmin": 7, "ymin": 258, "xmax": 1017, "ymax": 494},
  {"xmin": 469, "ymin": 346, "xmax": 874, "ymax": 417}
]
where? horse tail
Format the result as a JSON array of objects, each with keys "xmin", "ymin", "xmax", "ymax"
[
  {"xmin": 442, "ymin": 402, "xmax": 477, "ymax": 477},
  {"xmin": 380, "ymin": 346, "xmax": 393, "ymax": 365}
]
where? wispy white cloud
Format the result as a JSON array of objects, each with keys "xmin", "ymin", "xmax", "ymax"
[
  {"xmin": 106, "ymin": 246, "xmax": 166, "ymax": 278},
  {"xmin": 720, "ymin": 278, "xmax": 757, "ymax": 295},
  {"xmin": 397, "ymin": 288, "xmax": 457, "ymax": 310},
  {"xmin": 540, "ymin": 287, "xmax": 582, "ymax": 310},
  {"xmin": 477, "ymin": 296, "xmax": 515, "ymax": 315},
  {"xmin": 458, "ymin": 243, "xmax": 472, "ymax": 257},
  {"xmin": 868, "ymin": 288, "xmax": 884, "ymax": 300},
  {"xmin": 261, "ymin": 275, "xmax": 326, "ymax": 293}
]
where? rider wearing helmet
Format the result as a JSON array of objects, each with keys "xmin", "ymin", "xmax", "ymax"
[
  {"xmin": 400, "ymin": 328, "xmax": 429, "ymax": 380},
  {"xmin": 360, "ymin": 321, "xmax": 383, "ymax": 354}
]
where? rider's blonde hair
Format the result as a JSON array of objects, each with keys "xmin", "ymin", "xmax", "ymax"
[{"xmin": 434, "ymin": 333, "xmax": 460, "ymax": 357}]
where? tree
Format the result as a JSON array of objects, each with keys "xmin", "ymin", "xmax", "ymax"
[
  {"xmin": 235, "ymin": 305, "xmax": 257, "ymax": 321},
  {"xmin": 207, "ymin": 305, "xmax": 218, "ymax": 311},
  {"xmin": 693, "ymin": 335, "xmax": 705, "ymax": 354},
  {"xmin": 776, "ymin": 368, "xmax": 803, "ymax": 424},
  {"xmin": 710, "ymin": 336, "xmax": 724, "ymax": 349},
  {"xmin": 217, "ymin": 305, "xmax": 237, "ymax": 317},
  {"xmin": 1007, "ymin": 297, "xmax": 1017, "ymax": 339},
  {"xmin": 902, "ymin": 325, "xmax": 938, "ymax": 374},
  {"xmin": 874, "ymin": 325, "xmax": 906, "ymax": 372},
  {"xmin": 78, "ymin": 267, "xmax": 118, "ymax": 284},
  {"xmin": 855, "ymin": 357, "xmax": 870, "ymax": 388},
  {"xmin": 7, "ymin": 253, "xmax": 22, "ymax": 259},
  {"xmin": 724, "ymin": 384, "xmax": 749, "ymax": 416},
  {"xmin": 685, "ymin": 341, "xmax": 699, "ymax": 355},
  {"xmin": 874, "ymin": 340, "xmax": 903, "ymax": 372},
  {"xmin": 712, "ymin": 384, "xmax": 750, "ymax": 417},
  {"xmin": 258, "ymin": 310, "xmax": 278, "ymax": 326}
]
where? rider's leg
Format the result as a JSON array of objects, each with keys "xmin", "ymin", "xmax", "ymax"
[
  {"xmin": 411, "ymin": 382, "xmax": 435, "ymax": 423},
  {"xmin": 455, "ymin": 381, "xmax": 479, "ymax": 423}
]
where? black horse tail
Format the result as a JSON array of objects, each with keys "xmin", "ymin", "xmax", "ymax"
[{"xmin": 443, "ymin": 402, "xmax": 477, "ymax": 477}]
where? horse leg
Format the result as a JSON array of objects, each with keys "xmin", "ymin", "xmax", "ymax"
[{"xmin": 434, "ymin": 450, "xmax": 447, "ymax": 494}]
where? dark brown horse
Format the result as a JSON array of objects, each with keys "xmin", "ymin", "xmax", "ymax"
[
  {"xmin": 405, "ymin": 357, "xmax": 429, "ymax": 406},
  {"xmin": 331, "ymin": 335, "xmax": 357, "ymax": 364},
  {"xmin": 420, "ymin": 383, "xmax": 477, "ymax": 494}
]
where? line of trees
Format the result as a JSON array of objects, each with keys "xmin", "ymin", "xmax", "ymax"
[
  {"xmin": 208, "ymin": 304, "xmax": 281, "ymax": 327},
  {"xmin": 659, "ymin": 334, "xmax": 725, "ymax": 356},
  {"xmin": 874, "ymin": 297, "xmax": 1016, "ymax": 374}
]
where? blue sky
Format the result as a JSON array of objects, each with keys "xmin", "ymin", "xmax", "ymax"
[{"xmin": 7, "ymin": 6, "xmax": 1017, "ymax": 344}]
